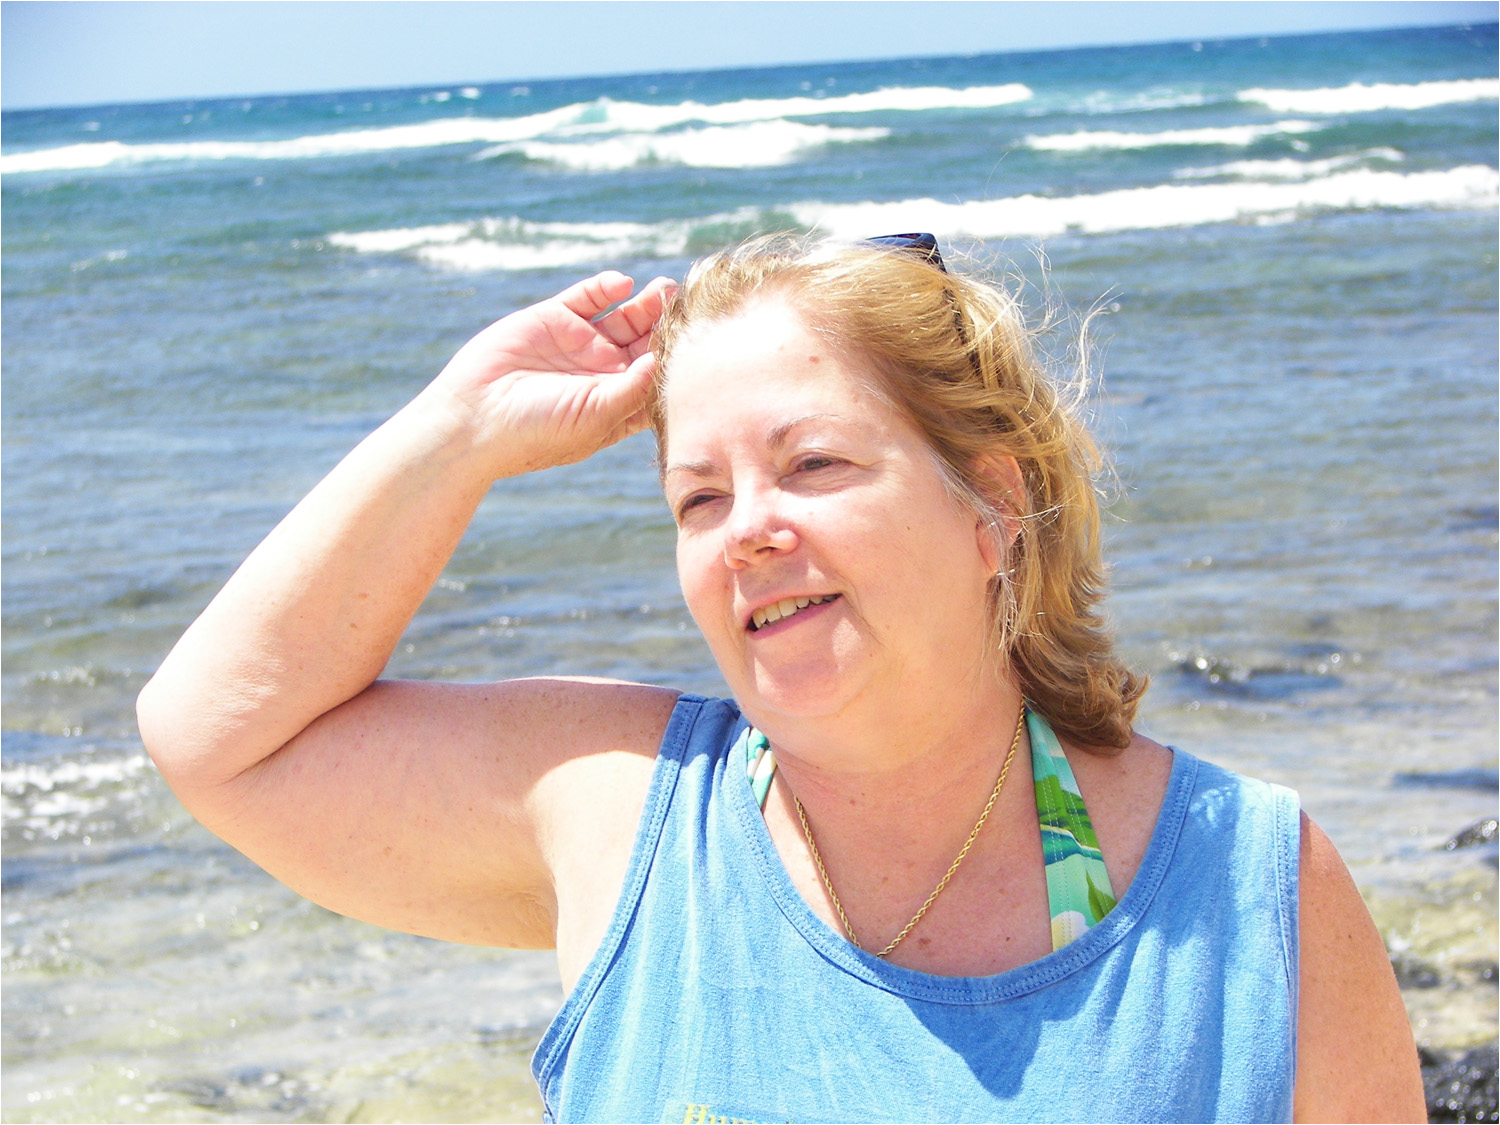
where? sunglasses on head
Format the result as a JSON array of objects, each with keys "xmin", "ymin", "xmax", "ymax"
[{"xmin": 863, "ymin": 232, "xmax": 947, "ymax": 273}]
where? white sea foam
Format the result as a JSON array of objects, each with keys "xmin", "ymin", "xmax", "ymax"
[
  {"xmin": 1240, "ymin": 78, "xmax": 1500, "ymax": 115},
  {"xmin": 1175, "ymin": 148, "xmax": 1406, "ymax": 181},
  {"xmin": 1, "ymin": 752, "xmax": 152, "ymax": 795},
  {"xmin": 328, "ymin": 216, "xmax": 675, "ymax": 272},
  {"xmin": 0, "ymin": 84, "xmax": 1027, "ymax": 175},
  {"xmin": 327, "ymin": 165, "xmax": 1497, "ymax": 274},
  {"xmin": 790, "ymin": 165, "xmax": 1499, "ymax": 241},
  {"xmin": 0, "ymin": 105, "xmax": 590, "ymax": 174},
  {"xmin": 1, "ymin": 751, "xmax": 155, "ymax": 826},
  {"xmin": 573, "ymin": 83, "xmax": 1032, "ymax": 133},
  {"xmin": 326, "ymin": 223, "xmax": 473, "ymax": 254},
  {"xmin": 481, "ymin": 121, "xmax": 887, "ymax": 171},
  {"xmin": 1073, "ymin": 89, "xmax": 1210, "ymax": 115},
  {"xmin": 1026, "ymin": 120, "xmax": 1320, "ymax": 152}
]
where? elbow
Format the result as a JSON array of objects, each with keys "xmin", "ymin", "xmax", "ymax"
[
  {"xmin": 136, "ymin": 672, "xmax": 184, "ymax": 781},
  {"xmin": 136, "ymin": 670, "xmax": 224, "ymax": 796}
]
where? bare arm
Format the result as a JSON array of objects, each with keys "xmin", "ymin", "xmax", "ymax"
[
  {"xmin": 137, "ymin": 272, "xmax": 677, "ymax": 952},
  {"xmin": 1293, "ymin": 812, "xmax": 1426, "ymax": 1123}
]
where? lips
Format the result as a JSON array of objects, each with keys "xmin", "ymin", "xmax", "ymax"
[{"xmin": 748, "ymin": 593, "xmax": 839, "ymax": 631}]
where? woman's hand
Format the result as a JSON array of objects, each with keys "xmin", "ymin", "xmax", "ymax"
[{"xmin": 425, "ymin": 271, "xmax": 675, "ymax": 478}]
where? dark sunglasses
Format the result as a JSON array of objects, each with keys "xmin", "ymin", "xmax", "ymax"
[{"xmin": 863, "ymin": 232, "xmax": 947, "ymax": 273}]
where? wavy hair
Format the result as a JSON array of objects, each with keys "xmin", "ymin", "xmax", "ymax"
[{"xmin": 648, "ymin": 233, "xmax": 1146, "ymax": 751}]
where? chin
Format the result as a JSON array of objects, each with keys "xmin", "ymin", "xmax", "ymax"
[{"xmin": 735, "ymin": 659, "xmax": 863, "ymax": 724}]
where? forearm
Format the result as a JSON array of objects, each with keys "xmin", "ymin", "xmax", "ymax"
[
  {"xmin": 138, "ymin": 388, "xmax": 498, "ymax": 789},
  {"xmin": 139, "ymin": 270, "xmax": 666, "ymax": 806}
]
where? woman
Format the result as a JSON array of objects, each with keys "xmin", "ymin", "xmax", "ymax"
[{"xmin": 138, "ymin": 234, "xmax": 1424, "ymax": 1123}]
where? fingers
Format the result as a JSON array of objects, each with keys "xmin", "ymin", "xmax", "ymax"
[
  {"xmin": 589, "ymin": 351, "xmax": 657, "ymax": 439},
  {"xmin": 557, "ymin": 271, "xmax": 636, "ymax": 322},
  {"xmin": 592, "ymin": 275, "xmax": 677, "ymax": 349}
]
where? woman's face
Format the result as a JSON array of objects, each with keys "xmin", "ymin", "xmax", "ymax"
[{"xmin": 661, "ymin": 296, "xmax": 1001, "ymax": 727}]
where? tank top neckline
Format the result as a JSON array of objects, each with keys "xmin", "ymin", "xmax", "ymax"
[
  {"xmin": 741, "ymin": 708, "xmax": 1122, "ymax": 953},
  {"xmin": 721, "ymin": 704, "xmax": 1197, "ymax": 1003}
]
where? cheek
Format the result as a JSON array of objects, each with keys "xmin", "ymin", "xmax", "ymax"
[{"xmin": 675, "ymin": 537, "xmax": 723, "ymax": 630}]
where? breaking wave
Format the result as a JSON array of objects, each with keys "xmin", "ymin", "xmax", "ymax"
[
  {"xmin": 1026, "ymin": 120, "xmax": 1320, "ymax": 152},
  {"xmin": 478, "ymin": 120, "xmax": 888, "ymax": 171},
  {"xmin": 0, "ymin": 84, "xmax": 1028, "ymax": 175},
  {"xmin": 327, "ymin": 164, "xmax": 1499, "ymax": 272},
  {"xmin": 1174, "ymin": 148, "xmax": 1407, "ymax": 181},
  {"xmin": 793, "ymin": 166, "xmax": 1498, "ymax": 239},
  {"xmin": 1239, "ymin": 77, "xmax": 1500, "ymax": 115}
]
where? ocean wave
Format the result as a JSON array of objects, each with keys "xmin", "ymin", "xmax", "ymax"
[
  {"xmin": 1240, "ymin": 77, "xmax": 1500, "ymax": 115},
  {"xmin": 1071, "ymin": 89, "xmax": 1211, "ymax": 115},
  {"xmin": 327, "ymin": 165, "xmax": 1498, "ymax": 273},
  {"xmin": 1026, "ymin": 120, "xmax": 1319, "ymax": 152},
  {"xmin": 0, "ymin": 84, "xmax": 1027, "ymax": 175},
  {"xmin": 0, "ymin": 105, "xmax": 590, "ymax": 174},
  {"xmin": 1, "ymin": 749, "xmax": 155, "ymax": 828},
  {"xmin": 1174, "ymin": 148, "xmax": 1406, "ymax": 181},
  {"xmin": 327, "ymin": 216, "xmax": 676, "ymax": 272},
  {"xmin": 478, "ymin": 121, "xmax": 888, "ymax": 170},
  {"xmin": 574, "ymin": 83, "xmax": 1032, "ymax": 133},
  {"xmin": 792, "ymin": 166, "xmax": 1499, "ymax": 239}
]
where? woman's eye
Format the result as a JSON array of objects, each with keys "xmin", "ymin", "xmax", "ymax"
[
  {"xmin": 796, "ymin": 455, "xmax": 839, "ymax": 473},
  {"xmin": 675, "ymin": 492, "xmax": 719, "ymax": 520}
]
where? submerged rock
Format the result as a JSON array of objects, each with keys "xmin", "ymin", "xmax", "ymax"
[
  {"xmin": 1445, "ymin": 819, "xmax": 1500, "ymax": 851},
  {"xmin": 1394, "ymin": 770, "xmax": 1500, "ymax": 791},
  {"xmin": 1424, "ymin": 1043, "xmax": 1499, "ymax": 1124},
  {"xmin": 1393, "ymin": 953, "xmax": 1443, "ymax": 989}
]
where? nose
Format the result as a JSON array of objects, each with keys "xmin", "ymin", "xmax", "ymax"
[{"xmin": 723, "ymin": 485, "xmax": 798, "ymax": 569}]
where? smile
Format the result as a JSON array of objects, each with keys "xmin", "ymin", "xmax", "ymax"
[{"xmin": 749, "ymin": 594, "xmax": 839, "ymax": 632}]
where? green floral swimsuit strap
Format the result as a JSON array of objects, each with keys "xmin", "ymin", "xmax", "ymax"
[
  {"xmin": 1027, "ymin": 707, "xmax": 1117, "ymax": 950},
  {"xmin": 737, "ymin": 706, "xmax": 1117, "ymax": 953}
]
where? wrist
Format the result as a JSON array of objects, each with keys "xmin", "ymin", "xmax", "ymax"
[{"xmin": 395, "ymin": 384, "xmax": 535, "ymax": 485}]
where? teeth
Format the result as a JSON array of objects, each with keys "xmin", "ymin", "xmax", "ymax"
[{"xmin": 751, "ymin": 594, "xmax": 833, "ymax": 631}]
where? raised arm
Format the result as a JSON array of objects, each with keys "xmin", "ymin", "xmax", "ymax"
[
  {"xmin": 1293, "ymin": 813, "xmax": 1426, "ymax": 1123},
  {"xmin": 136, "ymin": 273, "xmax": 679, "ymax": 961}
]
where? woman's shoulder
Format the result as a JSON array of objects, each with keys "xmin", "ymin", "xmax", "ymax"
[{"xmin": 1067, "ymin": 731, "xmax": 1175, "ymax": 900}]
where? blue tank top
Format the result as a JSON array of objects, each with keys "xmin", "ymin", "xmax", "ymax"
[{"xmin": 533, "ymin": 695, "xmax": 1301, "ymax": 1124}]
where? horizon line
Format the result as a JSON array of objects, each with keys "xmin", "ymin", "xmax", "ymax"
[{"xmin": 3, "ymin": 17, "xmax": 1492, "ymax": 116}]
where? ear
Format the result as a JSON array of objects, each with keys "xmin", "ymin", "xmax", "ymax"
[{"xmin": 971, "ymin": 453, "xmax": 1027, "ymax": 574}]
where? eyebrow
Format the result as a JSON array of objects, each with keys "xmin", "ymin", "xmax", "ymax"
[
  {"xmin": 662, "ymin": 459, "xmax": 717, "ymax": 483},
  {"xmin": 662, "ymin": 414, "xmax": 845, "ymax": 483}
]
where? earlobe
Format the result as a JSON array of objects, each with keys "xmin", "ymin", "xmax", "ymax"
[{"xmin": 976, "ymin": 517, "xmax": 1004, "ymax": 576}]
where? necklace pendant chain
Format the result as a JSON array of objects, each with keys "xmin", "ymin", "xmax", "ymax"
[{"xmin": 793, "ymin": 705, "xmax": 1027, "ymax": 959}]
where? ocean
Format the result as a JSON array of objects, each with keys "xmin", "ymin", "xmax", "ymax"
[{"xmin": 3, "ymin": 22, "xmax": 1497, "ymax": 1123}]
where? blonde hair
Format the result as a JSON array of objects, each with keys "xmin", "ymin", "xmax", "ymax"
[{"xmin": 649, "ymin": 234, "xmax": 1146, "ymax": 751}]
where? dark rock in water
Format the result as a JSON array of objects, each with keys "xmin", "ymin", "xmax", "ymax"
[
  {"xmin": 1394, "ymin": 769, "xmax": 1500, "ymax": 791},
  {"xmin": 1450, "ymin": 504, "xmax": 1500, "ymax": 532},
  {"xmin": 1423, "ymin": 1043, "xmax": 1499, "ymax": 1123},
  {"xmin": 1393, "ymin": 953, "xmax": 1443, "ymax": 989},
  {"xmin": 1169, "ymin": 648, "xmax": 1342, "ymax": 700},
  {"xmin": 1446, "ymin": 819, "xmax": 1500, "ymax": 851}
]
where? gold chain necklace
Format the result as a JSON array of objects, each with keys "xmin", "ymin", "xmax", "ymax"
[{"xmin": 793, "ymin": 706, "xmax": 1026, "ymax": 959}]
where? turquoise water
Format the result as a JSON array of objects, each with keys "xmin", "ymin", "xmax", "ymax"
[{"xmin": 4, "ymin": 24, "xmax": 1497, "ymax": 1122}]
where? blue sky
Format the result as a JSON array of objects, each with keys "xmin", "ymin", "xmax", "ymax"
[{"xmin": 3, "ymin": 0, "xmax": 1495, "ymax": 110}]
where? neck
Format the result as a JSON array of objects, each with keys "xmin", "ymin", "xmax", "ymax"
[
  {"xmin": 748, "ymin": 670, "xmax": 1040, "ymax": 971},
  {"xmin": 751, "ymin": 666, "xmax": 1026, "ymax": 829}
]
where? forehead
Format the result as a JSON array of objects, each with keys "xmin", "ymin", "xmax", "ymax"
[
  {"xmin": 662, "ymin": 297, "xmax": 877, "ymax": 423},
  {"xmin": 671, "ymin": 296, "xmax": 827, "ymax": 367}
]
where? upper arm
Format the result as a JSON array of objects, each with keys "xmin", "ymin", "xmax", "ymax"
[
  {"xmin": 1293, "ymin": 811, "xmax": 1425, "ymax": 1123},
  {"xmin": 159, "ymin": 676, "xmax": 677, "ymax": 950}
]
